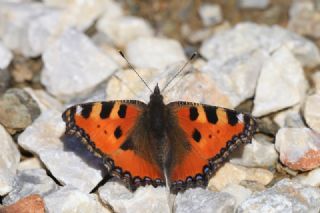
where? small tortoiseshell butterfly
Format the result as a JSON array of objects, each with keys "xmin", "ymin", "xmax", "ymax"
[{"xmin": 62, "ymin": 53, "xmax": 257, "ymax": 193}]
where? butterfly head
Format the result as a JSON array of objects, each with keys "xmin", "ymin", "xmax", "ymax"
[{"xmin": 149, "ymin": 84, "xmax": 163, "ymax": 103}]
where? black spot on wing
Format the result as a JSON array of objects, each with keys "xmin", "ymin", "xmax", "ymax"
[
  {"xmin": 118, "ymin": 104, "xmax": 127, "ymax": 118},
  {"xmin": 100, "ymin": 102, "xmax": 114, "ymax": 119},
  {"xmin": 81, "ymin": 104, "xmax": 92, "ymax": 119},
  {"xmin": 226, "ymin": 109, "xmax": 238, "ymax": 126},
  {"xmin": 189, "ymin": 107, "xmax": 199, "ymax": 121},
  {"xmin": 192, "ymin": 128, "xmax": 201, "ymax": 142},
  {"xmin": 114, "ymin": 126, "xmax": 122, "ymax": 139},
  {"xmin": 120, "ymin": 138, "xmax": 134, "ymax": 150},
  {"xmin": 204, "ymin": 106, "xmax": 218, "ymax": 124}
]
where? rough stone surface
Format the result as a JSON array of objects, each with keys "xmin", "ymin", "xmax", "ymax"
[
  {"xmin": 2, "ymin": 169, "xmax": 58, "ymax": 205},
  {"xmin": 97, "ymin": 16, "xmax": 154, "ymax": 47},
  {"xmin": 0, "ymin": 88, "xmax": 41, "ymax": 132},
  {"xmin": 288, "ymin": 0, "xmax": 320, "ymax": 38},
  {"xmin": 45, "ymin": 185, "xmax": 110, "ymax": 213},
  {"xmin": 41, "ymin": 28, "xmax": 118, "ymax": 101},
  {"xmin": 275, "ymin": 127, "xmax": 320, "ymax": 171},
  {"xmin": 304, "ymin": 93, "xmax": 320, "ymax": 133},
  {"xmin": 0, "ymin": 124, "xmax": 20, "ymax": 196},
  {"xmin": 175, "ymin": 188, "xmax": 236, "ymax": 213},
  {"xmin": 237, "ymin": 0, "xmax": 270, "ymax": 9},
  {"xmin": 202, "ymin": 49, "xmax": 268, "ymax": 107},
  {"xmin": 18, "ymin": 157, "xmax": 43, "ymax": 171},
  {"xmin": 0, "ymin": 68, "xmax": 10, "ymax": 94},
  {"xmin": 221, "ymin": 184, "xmax": 252, "ymax": 207},
  {"xmin": 230, "ymin": 136, "xmax": 278, "ymax": 168},
  {"xmin": 273, "ymin": 105, "xmax": 305, "ymax": 128},
  {"xmin": 208, "ymin": 163, "xmax": 274, "ymax": 191},
  {"xmin": 200, "ymin": 23, "xmax": 320, "ymax": 68},
  {"xmin": 199, "ymin": 3, "xmax": 223, "ymax": 27},
  {"xmin": 237, "ymin": 179, "xmax": 320, "ymax": 213},
  {"xmin": 0, "ymin": 40, "xmax": 12, "ymax": 69},
  {"xmin": 125, "ymin": 37, "xmax": 187, "ymax": 71},
  {"xmin": 99, "ymin": 182, "xmax": 170, "ymax": 213},
  {"xmin": 0, "ymin": 194, "xmax": 45, "ymax": 213},
  {"xmin": 295, "ymin": 168, "xmax": 320, "ymax": 187},
  {"xmin": 252, "ymin": 46, "xmax": 308, "ymax": 116},
  {"xmin": 312, "ymin": 71, "xmax": 320, "ymax": 91},
  {"xmin": 18, "ymin": 110, "xmax": 105, "ymax": 193}
]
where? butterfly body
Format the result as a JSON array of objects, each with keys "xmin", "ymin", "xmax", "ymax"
[{"xmin": 62, "ymin": 85, "xmax": 257, "ymax": 193}]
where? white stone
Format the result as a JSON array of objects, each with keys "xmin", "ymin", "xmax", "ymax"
[
  {"xmin": 273, "ymin": 105, "xmax": 305, "ymax": 128},
  {"xmin": 288, "ymin": 0, "xmax": 320, "ymax": 38},
  {"xmin": 252, "ymin": 46, "xmax": 308, "ymax": 117},
  {"xmin": 202, "ymin": 49, "xmax": 268, "ymax": 107},
  {"xmin": 237, "ymin": 179, "xmax": 320, "ymax": 212},
  {"xmin": 200, "ymin": 23, "xmax": 320, "ymax": 68},
  {"xmin": 98, "ymin": 181, "xmax": 171, "ymax": 213},
  {"xmin": 221, "ymin": 184, "xmax": 252, "ymax": 207},
  {"xmin": 0, "ymin": 40, "xmax": 12, "ymax": 69},
  {"xmin": 97, "ymin": 16, "xmax": 154, "ymax": 47},
  {"xmin": 24, "ymin": 88, "xmax": 63, "ymax": 113},
  {"xmin": 230, "ymin": 137, "xmax": 278, "ymax": 168},
  {"xmin": 312, "ymin": 71, "xmax": 320, "ymax": 91},
  {"xmin": 18, "ymin": 157, "xmax": 43, "ymax": 171},
  {"xmin": 0, "ymin": 124, "xmax": 20, "ymax": 196},
  {"xmin": 45, "ymin": 185, "xmax": 110, "ymax": 213},
  {"xmin": 18, "ymin": 110, "xmax": 104, "ymax": 193},
  {"xmin": 199, "ymin": 3, "xmax": 223, "ymax": 27},
  {"xmin": 275, "ymin": 127, "xmax": 320, "ymax": 171},
  {"xmin": 175, "ymin": 188, "xmax": 236, "ymax": 213},
  {"xmin": 294, "ymin": 168, "xmax": 320, "ymax": 187},
  {"xmin": 304, "ymin": 93, "xmax": 320, "ymax": 133},
  {"xmin": 237, "ymin": 0, "xmax": 270, "ymax": 9},
  {"xmin": 125, "ymin": 37, "xmax": 187, "ymax": 71},
  {"xmin": 41, "ymin": 28, "xmax": 118, "ymax": 101},
  {"xmin": 208, "ymin": 163, "xmax": 274, "ymax": 191},
  {"xmin": 2, "ymin": 169, "xmax": 58, "ymax": 205}
]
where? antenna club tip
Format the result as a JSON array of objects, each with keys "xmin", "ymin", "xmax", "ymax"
[
  {"xmin": 190, "ymin": 52, "xmax": 198, "ymax": 60},
  {"xmin": 119, "ymin": 50, "xmax": 125, "ymax": 57}
]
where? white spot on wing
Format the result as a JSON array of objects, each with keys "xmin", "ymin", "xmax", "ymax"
[
  {"xmin": 237, "ymin": 113, "xmax": 244, "ymax": 122},
  {"xmin": 76, "ymin": 105, "xmax": 83, "ymax": 115}
]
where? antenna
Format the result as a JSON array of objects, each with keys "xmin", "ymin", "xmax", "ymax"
[
  {"xmin": 119, "ymin": 51, "xmax": 152, "ymax": 93},
  {"xmin": 162, "ymin": 52, "xmax": 197, "ymax": 92}
]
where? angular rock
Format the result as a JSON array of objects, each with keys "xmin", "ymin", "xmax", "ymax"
[
  {"xmin": 0, "ymin": 88, "xmax": 41, "ymax": 132},
  {"xmin": 202, "ymin": 49, "xmax": 268, "ymax": 107},
  {"xmin": 273, "ymin": 105, "xmax": 305, "ymax": 128},
  {"xmin": 24, "ymin": 88, "xmax": 63, "ymax": 113},
  {"xmin": 18, "ymin": 110, "xmax": 104, "ymax": 193},
  {"xmin": 237, "ymin": 0, "xmax": 270, "ymax": 9},
  {"xmin": 41, "ymin": 28, "xmax": 118, "ymax": 101},
  {"xmin": 200, "ymin": 22, "xmax": 320, "ymax": 68},
  {"xmin": 295, "ymin": 167, "xmax": 320, "ymax": 187},
  {"xmin": 175, "ymin": 188, "xmax": 236, "ymax": 213},
  {"xmin": 208, "ymin": 163, "xmax": 274, "ymax": 191},
  {"xmin": 304, "ymin": 93, "xmax": 320, "ymax": 133},
  {"xmin": 2, "ymin": 169, "xmax": 58, "ymax": 205},
  {"xmin": 0, "ymin": 40, "xmax": 12, "ymax": 69},
  {"xmin": 125, "ymin": 37, "xmax": 186, "ymax": 71},
  {"xmin": 275, "ymin": 127, "xmax": 320, "ymax": 171},
  {"xmin": 18, "ymin": 157, "xmax": 43, "ymax": 171},
  {"xmin": 99, "ymin": 182, "xmax": 170, "ymax": 213},
  {"xmin": 0, "ymin": 194, "xmax": 45, "ymax": 213},
  {"xmin": 0, "ymin": 124, "xmax": 20, "ymax": 196},
  {"xmin": 199, "ymin": 3, "xmax": 223, "ymax": 27},
  {"xmin": 97, "ymin": 16, "xmax": 154, "ymax": 47},
  {"xmin": 252, "ymin": 46, "xmax": 308, "ymax": 117},
  {"xmin": 288, "ymin": 0, "xmax": 320, "ymax": 38},
  {"xmin": 230, "ymin": 136, "xmax": 278, "ymax": 168},
  {"xmin": 221, "ymin": 184, "xmax": 252, "ymax": 207},
  {"xmin": 45, "ymin": 185, "xmax": 110, "ymax": 213},
  {"xmin": 237, "ymin": 179, "xmax": 320, "ymax": 212}
]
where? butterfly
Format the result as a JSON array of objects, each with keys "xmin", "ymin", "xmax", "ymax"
[{"xmin": 62, "ymin": 53, "xmax": 257, "ymax": 193}]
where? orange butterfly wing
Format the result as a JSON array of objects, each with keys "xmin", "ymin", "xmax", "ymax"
[
  {"xmin": 168, "ymin": 102, "xmax": 257, "ymax": 191},
  {"xmin": 62, "ymin": 101, "xmax": 163, "ymax": 188}
]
